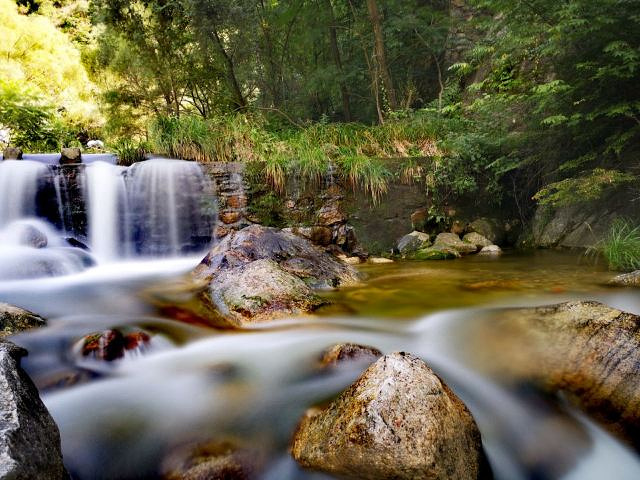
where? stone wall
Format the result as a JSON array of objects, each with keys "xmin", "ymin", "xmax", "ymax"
[{"xmin": 199, "ymin": 163, "xmax": 250, "ymax": 239}]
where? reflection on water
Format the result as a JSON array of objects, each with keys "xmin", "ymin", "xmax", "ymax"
[{"xmin": 2, "ymin": 250, "xmax": 640, "ymax": 479}]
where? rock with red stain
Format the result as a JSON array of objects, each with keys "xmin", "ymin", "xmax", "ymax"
[{"xmin": 80, "ymin": 329, "xmax": 151, "ymax": 361}]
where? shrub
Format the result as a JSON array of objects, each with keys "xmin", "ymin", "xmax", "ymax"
[{"xmin": 595, "ymin": 219, "xmax": 640, "ymax": 272}]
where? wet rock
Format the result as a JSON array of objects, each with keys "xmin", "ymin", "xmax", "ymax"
[
  {"xmin": 317, "ymin": 203, "xmax": 346, "ymax": 226},
  {"xmin": 65, "ymin": 237, "xmax": 89, "ymax": 250},
  {"xmin": 396, "ymin": 231, "xmax": 431, "ymax": 255},
  {"xmin": 0, "ymin": 340, "xmax": 68, "ymax": 479},
  {"xmin": 80, "ymin": 328, "xmax": 151, "ymax": 361},
  {"xmin": 433, "ymin": 232, "xmax": 477, "ymax": 255},
  {"xmin": 318, "ymin": 343, "xmax": 382, "ymax": 369},
  {"xmin": 192, "ymin": 226, "xmax": 360, "ymax": 327},
  {"xmin": 467, "ymin": 218, "xmax": 505, "ymax": 245},
  {"xmin": 292, "ymin": 352, "xmax": 482, "ymax": 480},
  {"xmin": 2, "ymin": 147, "xmax": 23, "ymax": 160},
  {"xmin": 479, "ymin": 301, "xmax": 640, "ymax": 448},
  {"xmin": 413, "ymin": 245, "xmax": 460, "ymax": 260},
  {"xmin": 478, "ymin": 245, "xmax": 502, "ymax": 256},
  {"xmin": 161, "ymin": 439, "xmax": 261, "ymax": 480},
  {"xmin": 367, "ymin": 257, "xmax": 394, "ymax": 264},
  {"xmin": 220, "ymin": 210, "xmax": 242, "ymax": 225},
  {"xmin": 284, "ymin": 226, "xmax": 333, "ymax": 247},
  {"xmin": 60, "ymin": 147, "xmax": 82, "ymax": 165},
  {"xmin": 0, "ymin": 303, "xmax": 46, "ymax": 337},
  {"xmin": 608, "ymin": 270, "xmax": 640, "ymax": 287},
  {"xmin": 333, "ymin": 224, "xmax": 357, "ymax": 251},
  {"xmin": 463, "ymin": 232, "xmax": 492, "ymax": 250}
]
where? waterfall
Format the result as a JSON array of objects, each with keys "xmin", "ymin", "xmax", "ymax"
[
  {"xmin": 0, "ymin": 157, "xmax": 215, "ymax": 279},
  {"xmin": 126, "ymin": 158, "xmax": 214, "ymax": 257},
  {"xmin": 85, "ymin": 162, "xmax": 129, "ymax": 261},
  {"xmin": 0, "ymin": 160, "xmax": 48, "ymax": 226}
]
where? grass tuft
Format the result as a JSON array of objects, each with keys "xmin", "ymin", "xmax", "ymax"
[{"xmin": 593, "ymin": 218, "xmax": 640, "ymax": 272}]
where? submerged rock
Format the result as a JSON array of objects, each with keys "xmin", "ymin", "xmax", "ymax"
[
  {"xmin": 80, "ymin": 328, "xmax": 151, "ymax": 361},
  {"xmin": 609, "ymin": 270, "xmax": 640, "ymax": 287},
  {"xmin": 291, "ymin": 352, "xmax": 482, "ymax": 479},
  {"xmin": 0, "ymin": 303, "xmax": 46, "ymax": 337},
  {"xmin": 192, "ymin": 225, "xmax": 360, "ymax": 327},
  {"xmin": 396, "ymin": 231, "xmax": 431, "ymax": 256},
  {"xmin": 0, "ymin": 340, "xmax": 68, "ymax": 479},
  {"xmin": 161, "ymin": 438, "xmax": 262, "ymax": 480}
]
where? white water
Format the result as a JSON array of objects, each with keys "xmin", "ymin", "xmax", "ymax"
[
  {"xmin": 126, "ymin": 158, "xmax": 213, "ymax": 257},
  {"xmin": 85, "ymin": 162, "xmax": 128, "ymax": 261},
  {"xmin": 0, "ymin": 160, "xmax": 47, "ymax": 226}
]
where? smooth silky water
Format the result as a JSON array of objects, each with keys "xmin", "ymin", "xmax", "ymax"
[{"xmin": 0, "ymin": 160, "xmax": 639, "ymax": 479}]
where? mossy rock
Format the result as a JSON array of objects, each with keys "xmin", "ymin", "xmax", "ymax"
[{"xmin": 413, "ymin": 247, "xmax": 460, "ymax": 260}]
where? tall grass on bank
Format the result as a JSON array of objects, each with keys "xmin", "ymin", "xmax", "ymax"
[
  {"xmin": 593, "ymin": 219, "xmax": 640, "ymax": 271},
  {"xmin": 146, "ymin": 113, "xmax": 443, "ymax": 203}
]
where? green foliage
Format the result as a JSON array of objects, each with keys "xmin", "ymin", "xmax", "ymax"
[
  {"xmin": 595, "ymin": 219, "xmax": 640, "ymax": 272},
  {"xmin": 533, "ymin": 169, "xmax": 636, "ymax": 207},
  {"xmin": 110, "ymin": 138, "xmax": 148, "ymax": 166},
  {"xmin": 0, "ymin": 81, "xmax": 69, "ymax": 151}
]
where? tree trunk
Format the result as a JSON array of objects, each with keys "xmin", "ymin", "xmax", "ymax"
[
  {"xmin": 324, "ymin": 0, "xmax": 351, "ymax": 121},
  {"xmin": 210, "ymin": 29, "xmax": 247, "ymax": 111},
  {"xmin": 366, "ymin": 0, "xmax": 397, "ymax": 111}
]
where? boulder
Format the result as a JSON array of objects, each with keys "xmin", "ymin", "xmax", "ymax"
[
  {"xmin": 2, "ymin": 147, "xmax": 23, "ymax": 160},
  {"xmin": 333, "ymin": 224, "xmax": 357, "ymax": 252},
  {"xmin": 477, "ymin": 245, "xmax": 502, "ymax": 256},
  {"xmin": 463, "ymin": 232, "xmax": 493, "ymax": 250},
  {"xmin": 467, "ymin": 218, "xmax": 505, "ymax": 245},
  {"xmin": 433, "ymin": 232, "xmax": 477, "ymax": 255},
  {"xmin": 0, "ymin": 303, "xmax": 46, "ymax": 337},
  {"xmin": 59, "ymin": 147, "xmax": 82, "ymax": 165},
  {"xmin": 474, "ymin": 301, "xmax": 640, "ymax": 448},
  {"xmin": 396, "ymin": 231, "xmax": 431, "ymax": 255},
  {"xmin": 291, "ymin": 352, "xmax": 482, "ymax": 480},
  {"xmin": 608, "ymin": 270, "xmax": 640, "ymax": 287},
  {"xmin": 0, "ymin": 340, "xmax": 68, "ymax": 479},
  {"xmin": 318, "ymin": 343, "xmax": 382, "ymax": 369},
  {"xmin": 192, "ymin": 226, "xmax": 360, "ymax": 327}
]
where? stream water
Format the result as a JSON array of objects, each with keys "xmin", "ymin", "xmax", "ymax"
[{"xmin": 0, "ymin": 159, "xmax": 638, "ymax": 479}]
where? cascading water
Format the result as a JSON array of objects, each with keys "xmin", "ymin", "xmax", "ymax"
[
  {"xmin": 84, "ymin": 162, "xmax": 129, "ymax": 261},
  {"xmin": 0, "ymin": 160, "xmax": 48, "ymax": 226},
  {"xmin": 125, "ymin": 158, "xmax": 214, "ymax": 257}
]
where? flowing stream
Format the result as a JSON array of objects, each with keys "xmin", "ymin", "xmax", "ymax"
[{"xmin": 0, "ymin": 158, "xmax": 638, "ymax": 479}]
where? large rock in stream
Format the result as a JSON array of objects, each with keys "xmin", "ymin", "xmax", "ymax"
[
  {"xmin": 291, "ymin": 352, "xmax": 483, "ymax": 480},
  {"xmin": 191, "ymin": 225, "xmax": 360, "ymax": 327},
  {"xmin": 0, "ymin": 340, "xmax": 67, "ymax": 479},
  {"xmin": 472, "ymin": 301, "xmax": 640, "ymax": 448}
]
